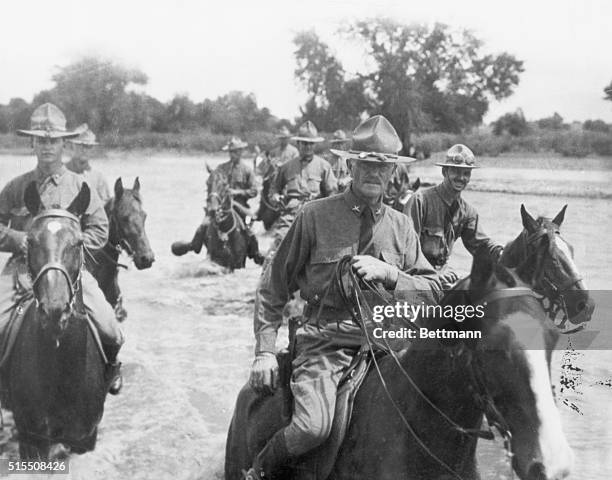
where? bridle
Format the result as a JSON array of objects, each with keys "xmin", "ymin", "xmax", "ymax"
[
  {"xmin": 27, "ymin": 210, "xmax": 83, "ymax": 314},
  {"xmin": 330, "ymin": 257, "xmax": 538, "ymax": 480},
  {"xmin": 517, "ymin": 226, "xmax": 584, "ymax": 331}
]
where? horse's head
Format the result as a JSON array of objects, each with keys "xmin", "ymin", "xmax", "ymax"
[
  {"xmin": 501, "ymin": 204, "xmax": 594, "ymax": 331},
  {"xmin": 207, "ymin": 170, "xmax": 232, "ymax": 219},
  {"xmin": 24, "ymin": 181, "xmax": 89, "ymax": 339},
  {"xmin": 387, "ymin": 176, "xmax": 421, "ymax": 212},
  {"xmin": 460, "ymin": 250, "xmax": 573, "ymax": 480},
  {"xmin": 111, "ymin": 178, "xmax": 155, "ymax": 269}
]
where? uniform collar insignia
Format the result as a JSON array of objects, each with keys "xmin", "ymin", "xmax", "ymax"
[{"xmin": 352, "ymin": 205, "xmax": 361, "ymax": 214}]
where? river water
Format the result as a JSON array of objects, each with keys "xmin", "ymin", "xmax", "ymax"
[{"xmin": 0, "ymin": 152, "xmax": 610, "ymax": 479}]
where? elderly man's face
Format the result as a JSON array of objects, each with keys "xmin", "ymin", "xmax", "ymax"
[
  {"xmin": 298, "ymin": 141, "xmax": 315, "ymax": 162},
  {"xmin": 443, "ymin": 166, "xmax": 472, "ymax": 193},
  {"xmin": 279, "ymin": 137, "xmax": 289, "ymax": 149},
  {"xmin": 33, "ymin": 137, "xmax": 64, "ymax": 165},
  {"xmin": 348, "ymin": 159, "xmax": 396, "ymax": 201},
  {"xmin": 229, "ymin": 148, "xmax": 243, "ymax": 162},
  {"xmin": 71, "ymin": 145, "xmax": 94, "ymax": 173}
]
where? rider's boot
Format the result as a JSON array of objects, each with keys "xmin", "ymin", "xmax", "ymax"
[
  {"xmin": 243, "ymin": 431, "xmax": 293, "ymax": 480},
  {"xmin": 171, "ymin": 224, "xmax": 207, "ymax": 256},
  {"xmin": 105, "ymin": 344, "xmax": 123, "ymax": 395}
]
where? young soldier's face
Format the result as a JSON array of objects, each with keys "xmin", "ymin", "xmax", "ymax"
[
  {"xmin": 33, "ymin": 137, "xmax": 64, "ymax": 165},
  {"xmin": 297, "ymin": 141, "xmax": 315, "ymax": 161},
  {"xmin": 443, "ymin": 166, "xmax": 472, "ymax": 193},
  {"xmin": 229, "ymin": 148, "xmax": 243, "ymax": 162}
]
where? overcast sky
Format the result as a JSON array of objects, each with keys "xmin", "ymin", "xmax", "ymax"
[{"xmin": 1, "ymin": 0, "xmax": 610, "ymax": 124}]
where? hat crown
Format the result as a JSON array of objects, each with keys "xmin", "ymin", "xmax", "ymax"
[
  {"xmin": 277, "ymin": 126, "xmax": 291, "ymax": 138},
  {"xmin": 333, "ymin": 129, "xmax": 347, "ymax": 141},
  {"xmin": 30, "ymin": 103, "xmax": 67, "ymax": 132},
  {"xmin": 351, "ymin": 115, "xmax": 402, "ymax": 155},
  {"xmin": 445, "ymin": 144, "xmax": 475, "ymax": 166},
  {"xmin": 71, "ymin": 123, "xmax": 97, "ymax": 145},
  {"xmin": 296, "ymin": 121, "xmax": 320, "ymax": 140},
  {"xmin": 224, "ymin": 136, "xmax": 248, "ymax": 150}
]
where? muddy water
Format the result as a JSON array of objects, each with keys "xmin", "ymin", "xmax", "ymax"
[{"xmin": 0, "ymin": 153, "xmax": 610, "ymax": 479}]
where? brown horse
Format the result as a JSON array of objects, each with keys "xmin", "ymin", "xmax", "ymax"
[
  {"xmin": 9, "ymin": 183, "xmax": 111, "ymax": 459},
  {"xmin": 87, "ymin": 177, "xmax": 154, "ymax": 322},
  {"xmin": 500, "ymin": 205, "xmax": 594, "ymax": 332},
  {"xmin": 256, "ymin": 159, "xmax": 282, "ymax": 231}
]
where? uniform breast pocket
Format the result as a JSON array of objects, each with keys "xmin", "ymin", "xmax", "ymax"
[
  {"xmin": 421, "ymin": 228, "xmax": 446, "ymax": 260},
  {"xmin": 380, "ymin": 249, "xmax": 403, "ymax": 268},
  {"xmin": 306, "ymin": 175, "xmax": 322, "ymax": 195}
]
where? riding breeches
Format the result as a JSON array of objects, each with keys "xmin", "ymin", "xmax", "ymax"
[
  {"xmin": 0, "ymin": 260, "xmax": 124, "ymax": 353},
  {"xmin": 282, "ymin": 321, "xmax": 362, "ymax": 456}
]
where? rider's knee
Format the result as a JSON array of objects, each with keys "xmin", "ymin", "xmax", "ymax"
[{"xmin": 285, "ymin": 410, "xmax": 333, "ymax": 454}]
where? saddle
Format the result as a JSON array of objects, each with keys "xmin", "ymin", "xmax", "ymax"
[{"xmin": 276, "ymin": 321, "xmax": 379, "ymax": 480}]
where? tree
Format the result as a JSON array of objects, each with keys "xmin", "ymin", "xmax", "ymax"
[
  {"xmin": 203, "ymin": 91, "xmax": 274, "ymax": 134},
  {"xmin": 38, "ymin": 56, "xmax": 149, "ymax": 134},
  {"xmin": 536, "ymin": 112, "xmax": 565, "ymax": 130},
  {"xmin": 293, "ymin": 30, "xmax": 369, "ymax": 130},
  {"xmin": 0, "ymin": 98, "xmax": 31, "ymax": 133},
  {"xmin": 344, "ymin": 20, "xmax": 524, "ymax": 148},
  {"xmin": 605, "ymin": 82, "xmax": 612, "ymax": 101},
  {"xmin": 492, "ymin": 109, "xmax": 529, "ymax": 136},
  {"xmin": 583, "ymin": 119, "xmax": 610, "ymax": 133}
]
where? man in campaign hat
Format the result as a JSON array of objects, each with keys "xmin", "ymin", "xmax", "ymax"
[
  {"xmin": 267, "ymin": 120, "xmax": 337, "ymax": 245},
  {"xmin": 171, "ymin": 136, "xmax": 264, "ymax": 264},
  {"xmin": 403, "ymin": 144, "xmax": 503, "ymax": 287},
  {"xmin": 243, "ymin": 115, "xmax": 439, "ymax": 479},
  {"xmin": 270, "ymin": 126, "xmax": 299, "ymax": 168},
  {"xmin": 65, "ymin": 124, "xmax": 111, "ymax": 204},
  {"xmin": 0, "ymin": 103, "xmax": 124, "ymax": 394},
  {"xmin": 325, "ymin": 129, "xmax": 351, "ymax": 192}
]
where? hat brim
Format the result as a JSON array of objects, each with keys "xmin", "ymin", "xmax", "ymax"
[
  {"xmin": 435, "ymin": 162, "xmax": 480, "ymax": 169},
  {"xmin": 292, "ymin": 136, "xmax": 324, "ymax": 143},
  {"xmin": 17, "ymin": 130, "xmax": 80, "ymax": 139},
  {"xmin": 331, "ymin": 149, "xmax": 416, "ymax": 164},
  {"xmin": 222, "ymin": 144, "xmax": 248, "ymax": 151},
  {"xmin": 68, "ymin": 140, "xmax": 100, "ymax": 146},
  {"xmin": 329, "ymin": 139, "xmax": 349, "ymax": 144}
]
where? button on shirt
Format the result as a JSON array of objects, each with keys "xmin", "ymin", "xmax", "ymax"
[
  {"xmin": 208, "ymin": 160, "xmax": 257, "ymax": 208},
  {"xmin": 403, "ymin": 183, "xmax": 502, "ymax": 267},
  {"xmin": 270, "ymin": 155, "xmax": 337, "ymax": 201},
  {"xmin": 254, "ymin": 187, "xmax": 440, "ymax": 354},
  {"xmin": 0, "ymin": 166, "xmax": 109, "ymax": 253}
]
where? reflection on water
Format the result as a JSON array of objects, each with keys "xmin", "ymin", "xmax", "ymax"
[{"xmin": 0, "ymin": 153, "xmax": 610, "ymax": 479}]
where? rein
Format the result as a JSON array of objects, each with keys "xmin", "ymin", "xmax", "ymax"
[{"xmin": 333, "ymin": 256, "xmax": 526, "ymax": 480}]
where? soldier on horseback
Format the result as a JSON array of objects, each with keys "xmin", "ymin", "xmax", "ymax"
[
  {"xmin": 403, "ymin": 144, "xmax": 503, "ymax": 288},
  {"xmin": 243, "ymin": 116, "xmax": 440, "ymax": 479},
  {"xmin": 0, "ymin": 103, "xmax": 123, "ymax": 395},
  {"xmin": 65, "ymin": 124, "xmax": 111, "ymax": 204},
  {"xmin": 171, "ymin": 137, "xmax": 265, "ymax": 265},
  {"xmin": 267, "ymin": 121, "xmax": 338, "ymax": 246}
]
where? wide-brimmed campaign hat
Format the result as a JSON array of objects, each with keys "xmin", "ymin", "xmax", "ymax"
[
  {"xmin": 329, "ymin": 129, "xmax": 349, "ymax": 144},
  {"xmin": 292, "ymin": 121, "xmax": 324, "ymax": 143},
  {"xmin": 17, "ymin": 103, "xmax": 80, "ymax": 139},
  {"xmin": 68, "ymin": 124, "xmax": 99, "ymax": 146},
  {"xmin": 276, "ymin": 126, "xmax": 292, "ymax": 138},
  {"xmin": 435, "ymin": 144, "xmax": 479, "ymax": 169},
  {"xmin": 222, "ymin": 136, "xmax": 249, "ymax": 151},
  {"xmin": 330, "ymin": 115, "xmax": 416, "ymax": 164}
]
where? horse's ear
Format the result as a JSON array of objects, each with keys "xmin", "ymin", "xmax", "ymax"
[
  {"xmin": 67, "ymin": 183, "xmax": 90, "ymax": 216},
  {"xmin": 552, "ymin": 205, "xmax": 567, "ymax": 228},
  {"xmin": 24, "ymin": 181, "xmax": 42, "ymax": 216},
  {"xmin": 520, "ymin": 204, "xmax": 538, "ymax": 233},
  {"xmin": 114, "ymin": 178, "xmax": 124, "ymax": 200},
  {"xmin": 205, "ymin": 163, "xmax": 212, "ymax": 174},
  {"xmin": 412, "ymin": 177, "xmax": 421, "ymax": 191},
  {"xmin": 133, "ymin": 177, "xmax": 141, "ymax": 192}
]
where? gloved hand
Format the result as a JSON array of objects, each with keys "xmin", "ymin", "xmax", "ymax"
[
  {"xmin": 270, "ymin": 193, "xmax": 282, "ymax": 204},
  {"xmin": 351, "ymin": 255, "xmax": 399, "ymax": 289},
  {"xmin": 249, "ymin": 352, "xmax": 279, "ymax": 395},
  {"xmin": 439, "ymin": 267, "xmax": 459, "ymax": 290}
]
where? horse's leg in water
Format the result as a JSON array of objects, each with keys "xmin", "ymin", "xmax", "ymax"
[
  {"xmin": 171, "ymin": 219, "xmax": 208, "ymax": 256},
  {"xmin": 19, "ymin": 441, "xmax": 50, "ymax": 460}
]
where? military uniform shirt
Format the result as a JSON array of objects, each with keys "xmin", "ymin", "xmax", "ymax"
[
  {"xmin": 0, "ymin": 166, "xmax": 108, "ymax": 253},
  {"xmin": 270, "ymin": 155, "xmax": 337, "ymax": 201},
  {"xmin": 208, "ymin": 160, "xmax": 257, "ymax": 208},
  {"xmin": 255, "ymin": 187, "xmax": 440, "ymax": 354},
  {"xmin": 404, "ymin": 183, "xmax": 501, "ymax": 267},
  {"xmin": 270, "ymin": 143, "xmax": 299, "ymax": 167}
]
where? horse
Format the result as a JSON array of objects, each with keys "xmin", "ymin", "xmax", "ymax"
[
  {"xmin": 8, "ymin": 182, "xmax": 111, "ymax": 460},
  {"xmin": 87, "ymin": 177, "xmax": 154, "ymax": 321},
  {"xmin": 500, "ymin": 204, "xmax": 594, "ymax": 332},
  {"xmin": 225, "ymin": 205, "xmax": 592, "ymax": 479},
  {"xmin": 384, "ymin": 176, "xmax": 421, "ymax": 212},
  {"xmin": 204, "ymin": 169, "xmax": 251, "ymax": 271},
  {"xmin": 256, "ymin": 159, "xmax": 282, "ymax": 231}
]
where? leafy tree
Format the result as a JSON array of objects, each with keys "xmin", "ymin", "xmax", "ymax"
[
  {"xmin": 536, "ymin": 112, "xmax": 565, "ymax": 130},
  {"xmin": 202, "ymin": 91, "xmax": 274, "ymax": 134},
  {"xmin": 293, "ymin": 30, "xmax": 369, "ymax": 130},
  {"xmin": 492, "ymin": 109, "xmax": 529, "ymax": 136},
  {"xmin": 583, "ymin": 119, "xmax": 610, "ymax": 133},
  {"xmin": 344, "ymin": 20, "xmax": 524, "ymax": 147},
  {"xmin": 0, "ymin": 98, "xmax": 31, "ymax": 132},
  {"xmin": 605, "ymin": 82, "xmax": 612, "ymax": 101}
]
